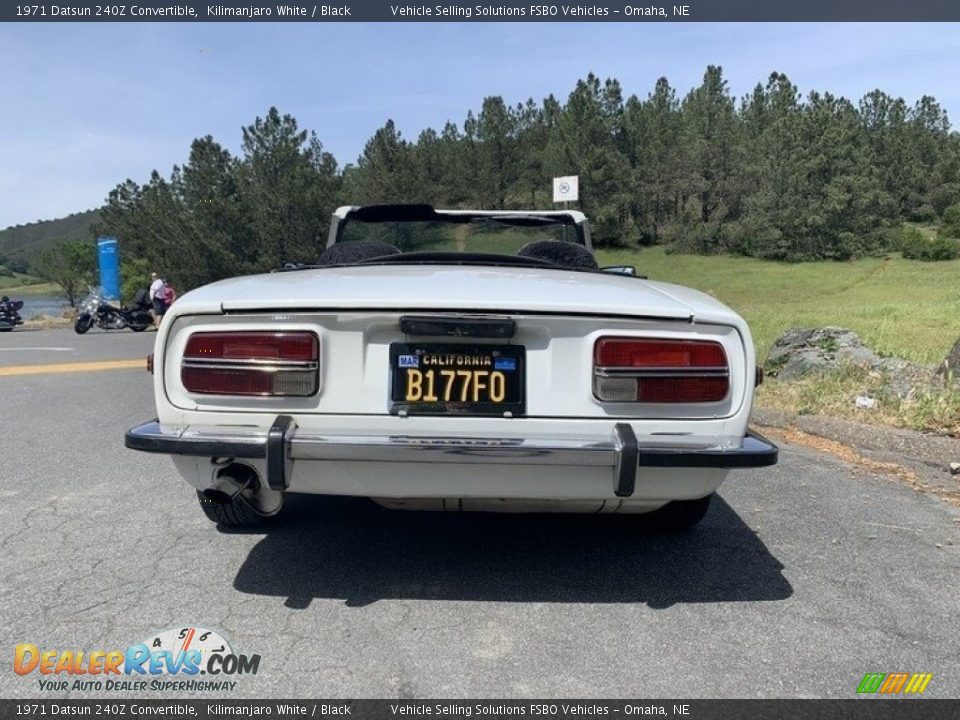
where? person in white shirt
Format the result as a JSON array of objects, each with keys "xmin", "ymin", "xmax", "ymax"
[{"xmin": 149, "ymin": 272, "xmax": 166, "ymax": 327}]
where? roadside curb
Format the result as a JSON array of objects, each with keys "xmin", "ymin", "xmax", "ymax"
[{"xmin": 754, "ymin": 407, "xmax": 960, "ymax": 505}]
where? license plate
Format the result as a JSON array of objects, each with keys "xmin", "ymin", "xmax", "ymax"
[{"xmin": 390, "ymin": 343, "xmax": 525, "ymax": 416}]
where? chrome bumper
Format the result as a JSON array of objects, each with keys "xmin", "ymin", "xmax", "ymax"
[{"xmin": 126, "ymin": 417, "xmax": 778, "ymax": 498}]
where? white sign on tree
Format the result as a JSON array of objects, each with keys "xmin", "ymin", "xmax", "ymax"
[{"xmin": 552, "ymin": 175, "xmax": 579, "ymax": 203}]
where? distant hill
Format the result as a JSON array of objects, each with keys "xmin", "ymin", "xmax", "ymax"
[{"xmin": 0, "ymin": 209, "xmax": 101, "ymax": 273}]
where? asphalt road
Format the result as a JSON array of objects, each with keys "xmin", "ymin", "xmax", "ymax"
[{"xmin": 1, "ymin": 328, "xmax": 958, "ymax": 699}]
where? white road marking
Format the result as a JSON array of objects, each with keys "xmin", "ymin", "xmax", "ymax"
[{"xmin": 0, "ymin": 347, "xmax": 75, "ymax": 352}]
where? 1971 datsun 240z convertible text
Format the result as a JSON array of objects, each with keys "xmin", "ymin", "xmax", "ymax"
[{"xmin": 126, "ymin": 205, "xmax": 776, "ymax": 530}]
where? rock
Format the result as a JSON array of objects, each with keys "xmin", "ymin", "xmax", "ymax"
[
  {"xmin": 938, "ymin": 337, "xmax": 960, "ymax": 377},
  {"xmin": 950, "ymin": 462, "xmax": 960, "ymax": 475},
  {"xmin": 855, "ymin": 395, "xmax": 876, "ymax": 409},
  {"xmin": 767, "ymin": 327, "xmax": 875, "ymax": 380},
  {"xmin": 765, "ymin": 326, "xmax": 934, "ymax": 399}
]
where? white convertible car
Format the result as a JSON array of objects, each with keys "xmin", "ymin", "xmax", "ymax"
[{"xmin": 126, "ymin": 205, "xmax": 776, "ymax": 530}]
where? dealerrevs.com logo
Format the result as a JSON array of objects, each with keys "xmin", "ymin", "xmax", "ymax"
[{"xmin": 14, "ymin": 626, "xmax": 260, "ymax": 693}]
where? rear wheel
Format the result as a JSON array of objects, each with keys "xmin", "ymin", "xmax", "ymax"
[
  {"xmin": 642, "ymin": 494, "xmax": 713, "ymax": 533},
  {"xmin": 196, "ymin": 490, "xmax": 269, "ymax": 528},
  {"xmin": 130, "ymin": 323, "xmax": 149, "ymax": 332}
]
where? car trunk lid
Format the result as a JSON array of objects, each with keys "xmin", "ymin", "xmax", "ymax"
[{"xmin": 213, "ymin": 265, "xmax": 697, "ymax": 321}]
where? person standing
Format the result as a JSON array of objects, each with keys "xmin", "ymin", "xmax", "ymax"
[{"xmin": 149, "ymin": 272, "xmax": 166, "ymax": 327}]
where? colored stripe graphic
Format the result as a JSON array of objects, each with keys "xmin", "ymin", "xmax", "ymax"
[
  {"xmin": 858, "ymin": 672, "xmax": 932, "ymax": 694},
  {"xmin": 904, "ymin": 674, "xmax": 933, "ymax": 694},
  {"xmin": 879, "ymin": 672, "xmax": 909, "ymax": 694},
  {"xmin": 857, "ymin": 673, "xmax": 886, "ymax": 693}
]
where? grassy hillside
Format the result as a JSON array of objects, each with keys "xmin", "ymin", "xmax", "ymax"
[
  {"xmin": 597, "ymin": 247, "xmax": 960, "ymax": 366},
  {"xmin": 0, "ymin": 208, "xmax": 100, "ymax": 272},
  {"xmin": 0, "ymin": 272, "xmax": 55, "ymax": 294}
]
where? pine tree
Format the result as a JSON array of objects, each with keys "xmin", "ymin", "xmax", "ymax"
[{"xmin": 676, "ymin": 66, "xmax": 741, "ymax": 252}]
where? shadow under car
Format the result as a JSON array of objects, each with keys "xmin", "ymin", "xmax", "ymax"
[{"xmin": 230, "ymin": 493, "xmax": 792, "ymax": 609}]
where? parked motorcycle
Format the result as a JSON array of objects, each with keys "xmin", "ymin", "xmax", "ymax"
[
  {"xmin": 74, "ymin": 287, "xmax": 152, "ymax": 334},
  {"xmin": 0, "ymin": 296, "xmax": 24, "ymax": 332}
]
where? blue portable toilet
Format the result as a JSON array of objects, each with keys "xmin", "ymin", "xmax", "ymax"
[{"xmin": 97, "ymin": 237, "xmax": 121, "ymax": 300}]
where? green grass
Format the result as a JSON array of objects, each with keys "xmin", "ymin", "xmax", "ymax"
[
  {"xmin": 596, "ymin": 247, "xmax": 960, "ymax": 366},
  {"xmin": 757, "ymin": 365, "xmax": 960, "ymax": 436},
  {"xmin": 0, "ymin": 273, "xmax": 57, "ymax": 295},
  {"xmin": 13, "ymin": 282, "xmax": 60, "ymax": 296}
]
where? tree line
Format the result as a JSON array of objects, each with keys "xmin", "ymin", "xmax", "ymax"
[{"xmin": 86, "ymin": 66, "xmax": 960, "ymax": 293}]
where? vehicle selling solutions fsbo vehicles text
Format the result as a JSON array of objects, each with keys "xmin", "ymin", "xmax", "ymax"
[{"xmin": 388, "ymin": 6, "xmax": 687, "ymax": 18}]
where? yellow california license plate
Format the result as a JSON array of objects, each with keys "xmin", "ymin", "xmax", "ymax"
[{"xmin": 390, "ymin": 343, "xmax": 525, "ymax": 416}]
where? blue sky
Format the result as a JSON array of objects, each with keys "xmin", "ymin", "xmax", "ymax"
[{"xmin": 2, "ymin": 22, "xmax": 959, "ymax": 229}]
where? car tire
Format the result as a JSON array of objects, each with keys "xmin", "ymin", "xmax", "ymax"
[
  {"xmin": 196, "ymin": 490, "xmax": 268, "ymax": 528},
  {"xmin": 517, "ymin": 240, "xmax": 599, "ymax": 270},
  {"xmin": 643, "ymin": 494, "xmax": 713, "ymax": 533}
]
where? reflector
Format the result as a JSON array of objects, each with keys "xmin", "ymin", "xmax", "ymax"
[{"xmin": 594, "ymin": 376, "xmax": 637, "ymax": 402}]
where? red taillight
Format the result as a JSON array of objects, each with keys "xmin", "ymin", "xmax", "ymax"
[
  {"xmin": 593, "ymin": 337, "xmax": 729, "ymax": 404},
  {"xmin": 635, "ymin": 376, "xmax": 729, "ymax": 403},
  {"xmin": 181, "ymin": 331, "xmax": 319, "ymax": 396},
  {"xmin": 184, "ymin": 332, "xmax": 317, "ymax": 362},
  {"xmin": 595, "ymin": 338, "xmax": 727, "ymax": 368},
  {"xmin": 181, "ymin": 365, "xmax": 275, "ymax": 395}
]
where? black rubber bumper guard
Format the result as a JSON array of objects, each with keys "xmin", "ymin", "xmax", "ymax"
[{"xmin": 125, "ymin": 417, "xmax": 778, "ymax": 497}]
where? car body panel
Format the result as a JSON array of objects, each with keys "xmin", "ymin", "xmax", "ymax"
[
  {"xmin": 189, "ymin": 264, "xmax": 717, "ymax": 322},
  {"xmin": 159, "ymin": 311, "xmax": 750, "ymax": 420}
]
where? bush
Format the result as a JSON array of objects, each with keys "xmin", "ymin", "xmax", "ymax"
[
  {"xmin": 899, "ymin": 226, "xmax": 960, "ymax": 261},
  {"xmin": 722, "ymin": 217, "xmax": 782, "ymax": 258},
  {"xmin": 0, "ymin": 265, "xmax": 14, "ymax": 278},
  {"xmin": 907, "ymin": 204, "xmax": 938, "ymax": 223},
  {"xmin": 120, "ymin": 256, "xmax": 152, "ymax": 304},
  {"xmin": 931, "ymin": 184, "xmax": 960, "ymax": 217},
  {"xmin": 940, "ymin": 203, "xmax": 960, "ymax": 240},
  {"xmin": 666, "ymin": 206, "xmax": 735, "ymax": 255}
]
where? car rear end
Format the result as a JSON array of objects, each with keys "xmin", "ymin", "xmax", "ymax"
[{"xmin": 127, "ymin": 265, "xmax": 776, "ymax": 518}]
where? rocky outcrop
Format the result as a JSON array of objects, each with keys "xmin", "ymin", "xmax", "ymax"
[{"xmin": 765, "ymin": 327, "xmax": 934, "ymax": 399}]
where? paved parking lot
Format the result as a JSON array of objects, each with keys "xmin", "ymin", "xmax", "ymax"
[{"xmin": 1, "ymin": 328, "xmax": 958, "ymax": 698}]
